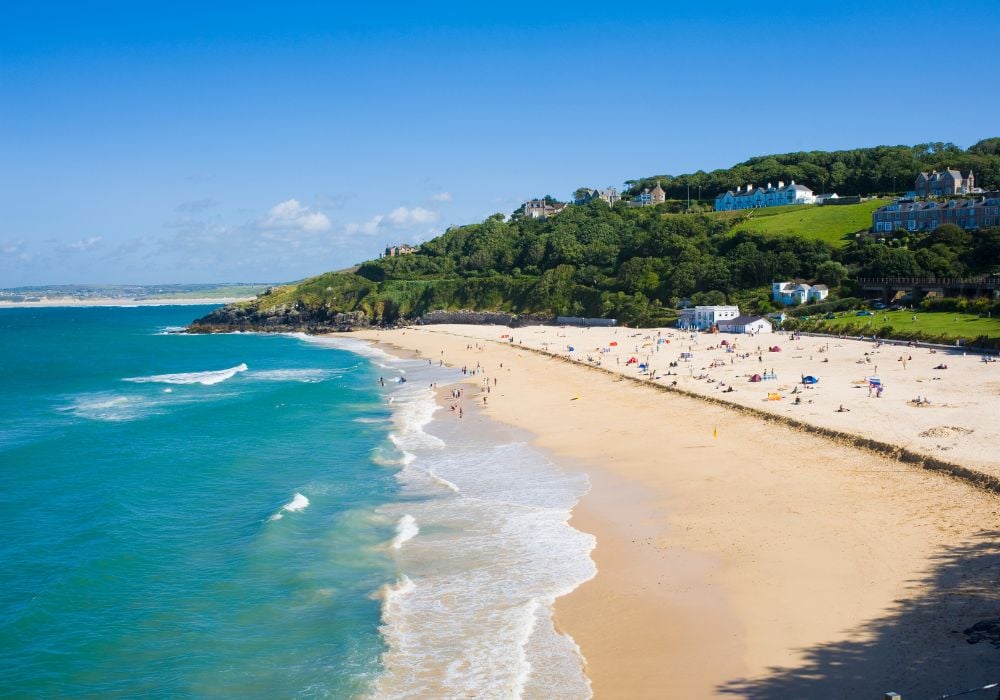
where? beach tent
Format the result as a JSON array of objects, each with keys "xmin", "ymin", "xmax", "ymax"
[
  {"xmin": 769, "ymin": 345, "xmax": 782, "ymax": 352},
  {"xmin": 609, "ymin": 341, "xmax": 618, "ymax": 346},
  {"xmin": 802, "ymin": 375, "xmax": 818, "ymax": 385},
  {"xmin": 567, "ymin": 346, "xmax": 574, "ymax": 352},
  {"xmin": 720, "ymin": 339, "xmax": 729, "ymax": 346},
  {"xmin": 749, "ymin": 374, "xmax": 762, "ymax": 382}
]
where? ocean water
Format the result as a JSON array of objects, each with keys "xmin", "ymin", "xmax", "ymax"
[{"xmin": 0, "ymin": 306, "xmax": 595, "ymax": 698}]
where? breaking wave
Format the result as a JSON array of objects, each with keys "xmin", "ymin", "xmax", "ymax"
[
  {"xmin": 124, "ymin": 363, "xmax": 248, "ymax": 386},
  {"xmin": 269, "ymin": 492, "xmax": 310, "ymax": 521}
]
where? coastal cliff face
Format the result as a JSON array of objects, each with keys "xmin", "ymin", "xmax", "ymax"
[
  {"xmin": 188, "ymin": 302, "xmax": 371, "ymax": 333},
  {"xmin": 187, "ymin": 300, "xmax": 557, "ymax": 334}
]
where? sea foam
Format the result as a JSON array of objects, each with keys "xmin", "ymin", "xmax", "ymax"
[
  {"xmin": 124, "ymin": 363, "xmax": 248, "ymax": 386},
  {"xmin": 373, "ymin": 376, "xmax": 595, "ymax": 698},
  {"xmin": 390, "ymin": 515, "xmax": 419, "ymax": 549},
  {"xmin": 269, "ymin": 492, "xmax": 310, "ymax": 521},
  {"xmin": 251, "ymin": 368, "xmax": 335, "ymax": 383}
]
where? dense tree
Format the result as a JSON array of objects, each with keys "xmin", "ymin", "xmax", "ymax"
[{"xmin": 626, "ymin": 140, "xmax": 1000, "ymax": 200}]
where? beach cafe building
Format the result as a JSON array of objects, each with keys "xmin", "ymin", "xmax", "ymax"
[
  {"xmin": 717, "ymin": 315, "xmax": 773, "ymax": 334},
  {"xmin": 678, "ymin": 305, "xmax": 740, "ymax": 331}
]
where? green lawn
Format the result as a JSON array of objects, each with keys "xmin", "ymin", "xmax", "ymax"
[
  {"xmin": 803, "ymin": 309, "xmax": 1000, "ymax": 342},
  {"xmin": 715, "ymin": 199, "xmax": 887, "ymax": 248}
]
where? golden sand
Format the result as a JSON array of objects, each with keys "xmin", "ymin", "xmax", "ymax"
[{"xmin": 353, "ymin": 325, "xmax": 1000, "ymax": 698}]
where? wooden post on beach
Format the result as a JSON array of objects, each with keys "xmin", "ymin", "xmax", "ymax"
[{"xmin": 883, "ymin": 693, "xmax": 901, "ymax": 700}]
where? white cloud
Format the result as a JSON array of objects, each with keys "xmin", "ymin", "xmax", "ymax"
[
  {"xmin": 260, "ymin": 199, "xmax": 331, "ymax": 232},
  {"xmin": 344, "ymin": 206, "xmax": 439, "ymax": 237},
  {"xmin": 431, "ymin": 191, "xmax": 453, "ymax": 202},
  {"xmin": 345, "ymin": 215, "xmax": 385, "ymax": 236},
  {"xmin": 385, "ymin": 206, "xmax": 439, "ymax": 227},
  {"xmin": 68, "ymin": 236, "xmax": 103, "ymax": 252},
  {"xmin": 0, "ymin": 239, "xmax": 25, "ymax": 256}
]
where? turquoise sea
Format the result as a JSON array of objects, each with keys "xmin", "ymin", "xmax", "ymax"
[{"xmin": 0, "ymin": 305, "xmax": 595, "ymax": 698}]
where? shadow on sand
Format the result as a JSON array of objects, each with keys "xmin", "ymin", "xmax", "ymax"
[{"xmin": 718, "ymin": 530, "xmax": 1000, "ymax": 699}]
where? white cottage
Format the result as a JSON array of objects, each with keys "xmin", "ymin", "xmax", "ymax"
[
  {"xmin": 717, "ymin": 315, "xmax": 773, "ymax": 334},
  {"xmin": 772, "ymin": 281, "xmax": 812, "ymax": 305},
  {"xmin": 807, "ymin": 284, "xmax": 829, "ymax": 302}
]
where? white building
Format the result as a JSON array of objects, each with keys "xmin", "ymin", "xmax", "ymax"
[
  {"xmin": 678, "ymin": 305, "xmax": 740, "ymax": 330},
  {"xmin": 772, "ymin": 281, "xmax": 829, "ymax": 305},
  {"xmin": 772, "ymin": 282, "xmax": 810, "ymax": 305},
  {"xmin": 807, "ymin": 285, "xmax": 828, "ymax": 302},
  {"xmin": 521, "ymin": 199, "xmax": 567, "ymax": 220},
  {"xmin": 714, "ymin": 181, "xmax": 816, "ymax": 211},
  {"xmin": 815, "ymin": 193, "xmax": 840, "ymax": 205},
  {"xmin": 717, "ymin": 315, "xmax": 773, "ymax": 334}
]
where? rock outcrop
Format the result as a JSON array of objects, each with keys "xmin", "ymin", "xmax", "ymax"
[
  {"xmin": 188, "ymin": 302, "xmax": 370, "ymax": 333},
  {"xmin": 188, "ymin": 302, "xmax": 556, "ymax": 334}
]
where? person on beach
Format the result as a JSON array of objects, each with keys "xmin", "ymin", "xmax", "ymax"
[{"xmin": 379, "ymin": 377, "xmax": 384, "ymax": 387}]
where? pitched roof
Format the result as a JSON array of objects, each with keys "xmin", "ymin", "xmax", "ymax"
[{"xmin": 718, "ymin": 315, "xmax": 768, "ymax": 326}]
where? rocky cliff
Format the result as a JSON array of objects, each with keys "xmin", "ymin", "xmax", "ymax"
[{"xmin": 188, "ymin": 302, "xmax": 371, "ymax": 333}]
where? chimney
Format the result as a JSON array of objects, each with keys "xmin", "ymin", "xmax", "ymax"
[
  {"xmin": 767, "ymin": 182, "xmax": 772, "ymax": 189},
  {"xmin": 778, "ymin": 180, "xmax": 784, "ymax": 188}
]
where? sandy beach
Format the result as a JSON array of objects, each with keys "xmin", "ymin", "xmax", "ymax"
[
  {"xmin": 0, "ymin": 297, "xmax": 249, "ymax": 308},
  {"xmin": 353, "ymin": 324, "xmax": 1000, "ymax": 699}
]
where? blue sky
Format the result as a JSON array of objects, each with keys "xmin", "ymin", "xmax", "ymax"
[{"xmin": 2, "ymin": 1, "xmax": 998, "ymax": 286}]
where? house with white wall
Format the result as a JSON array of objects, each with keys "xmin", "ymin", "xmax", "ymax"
[
  {"xmin": 714, "ymin": 181, "xmax": 816, "ymax": 211},
  {"xmin": 772, "ymin": 281, "xmax": 829, "ymax": 305},
  {"xmin": 807, "ymin": 285, "xmax": 829, "ymax": 302},
  {"xmin": 678, "ymin": 305, "xmax": 740, "ymax": 330},
  {"xmin": 772, "ymin": 282, "xmax": 811, "ymax": 305},
  {"xmin": 717, "ymin": 315, "xmax": 773, "ymax": 334}
]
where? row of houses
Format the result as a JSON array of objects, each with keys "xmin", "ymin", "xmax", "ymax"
[
  {"xmin": 713, "ymin": 181, "xmax": 817, "ymax": 211},
  {"xmin": 872, "ymin": 194, "xmax": 1000, "ymax": 233}
]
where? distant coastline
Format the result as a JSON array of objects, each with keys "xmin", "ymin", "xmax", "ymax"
[{"xmin": 0, "ymin": 297, "xmax": 250, "ymax": 308}]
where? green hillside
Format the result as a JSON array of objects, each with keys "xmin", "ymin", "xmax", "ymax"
[
  {"xmin": 193, "ymin": 139, "xmax": 1000, "ymax": 332},
  {"xmin": 718, "ymin": 199, "xmax": 888, "ymax": 248}
]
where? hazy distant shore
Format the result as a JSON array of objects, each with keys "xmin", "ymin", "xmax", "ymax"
[
  {"xmin": 353, "ymin": 324, "xmax": 1000, "ymax": 698},
  {"xmin": 0, "ymin": 297, "xmax": 250, "ymax": 308}
]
